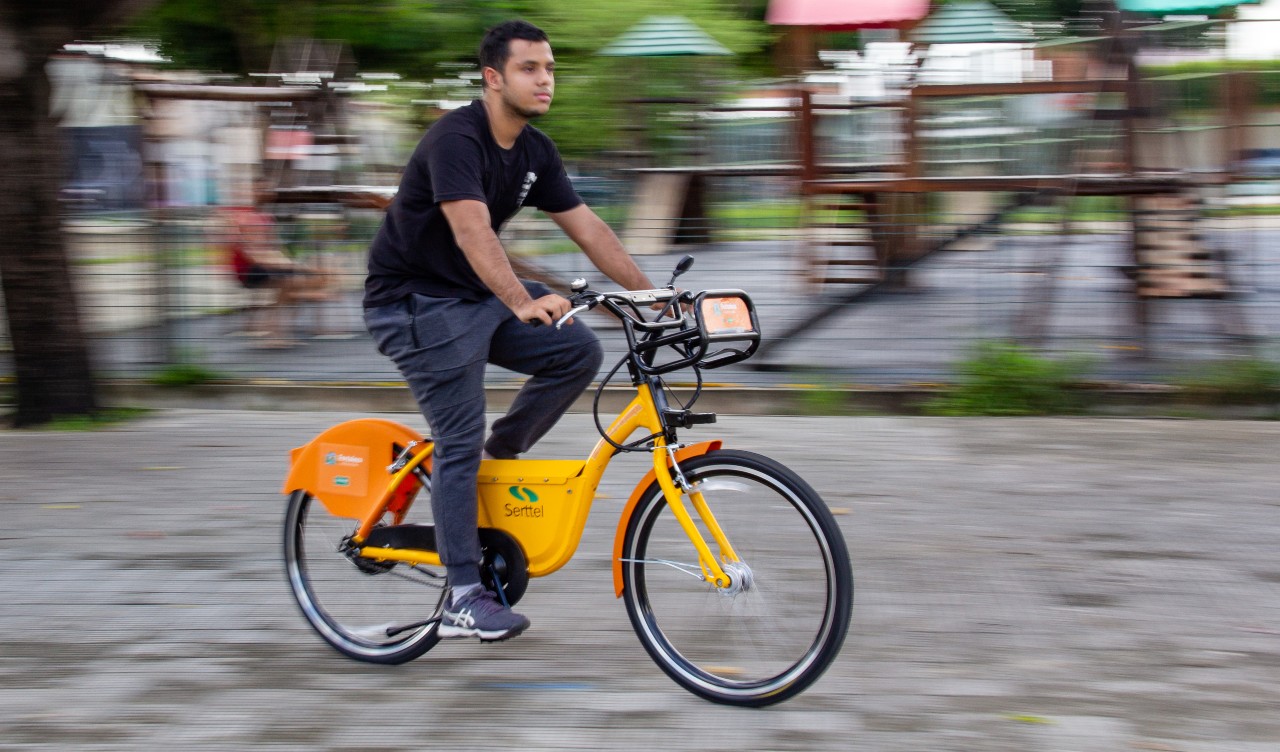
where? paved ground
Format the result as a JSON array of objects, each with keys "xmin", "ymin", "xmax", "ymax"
[{"xmin": 2, "ymin": 410, "xmax": 1278, "ymax": 751}]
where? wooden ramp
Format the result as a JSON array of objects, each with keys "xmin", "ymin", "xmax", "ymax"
[
  {"xmin": 801, "ymin": 193, "xmax": 884, "ymax": 289},
  {"xmin": 1132, "ymin": 194, "xmax": 1227, "ymax": 299}
]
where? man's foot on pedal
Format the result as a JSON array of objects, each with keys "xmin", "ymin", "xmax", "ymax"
[{"xmin": 439, "ymin": 588, "xmax": 529, "ymax": 642}]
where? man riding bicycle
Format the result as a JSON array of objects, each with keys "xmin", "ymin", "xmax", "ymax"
[{"xmin": 363, "ymin": 20, "xmax": 656, "ymax": 641}]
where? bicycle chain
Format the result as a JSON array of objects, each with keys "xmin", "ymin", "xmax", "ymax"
[
  {"xmin": 340, "ymin": 533, "xmax": 444, "ymax": 589},
  {"xmin": 385, "ymin": 564, "xmax": 446, "ymax": 589}
]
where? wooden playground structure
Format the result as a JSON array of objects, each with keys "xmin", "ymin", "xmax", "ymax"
[
  {"xmin": 623, "ymin": 41, "xmax": 1261, "ymax": 355},
  {"xmin": 131, "ymin": 23, "xmax": 1266, "ymax": 358}
]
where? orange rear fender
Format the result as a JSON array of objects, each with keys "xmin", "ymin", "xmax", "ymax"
[{"xmin": 281, "ymin": 418, "xmax": 432, "ymax": 520}]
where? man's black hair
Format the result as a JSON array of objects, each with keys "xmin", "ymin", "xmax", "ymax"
[{"xmin": 479, "ymin": 20, "xmax": 549, "ymax": 73}]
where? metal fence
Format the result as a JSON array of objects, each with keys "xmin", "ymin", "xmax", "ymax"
[
  {"xmin": 3, "ymin": 188, "xmax": 1273, "ymax": 392},
  {"xmin": 5, "ymin": 74, "xmax": 1280, "ymax": 392}
]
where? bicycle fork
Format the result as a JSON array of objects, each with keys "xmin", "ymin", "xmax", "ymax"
[{"xmin": 651, "ymin": 442, "xmax": 742, "ymax": 590}]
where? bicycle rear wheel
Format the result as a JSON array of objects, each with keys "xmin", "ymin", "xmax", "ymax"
[
  {"xmin": 620, "ymin": 450, "xmax": 853, "ymax": 706},
  {"xmin": 284, "ymin": 482, "xmax": 444, "ymax": 664}
]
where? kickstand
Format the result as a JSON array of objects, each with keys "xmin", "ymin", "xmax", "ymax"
[{"xmin": 489, "ymin": 565, "xmax": 510, "ymax": 609}]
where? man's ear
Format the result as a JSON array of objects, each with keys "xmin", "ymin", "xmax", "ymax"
[{"xmin": 482, "ymin": 66, "xmax": 502, "ymax": 91}]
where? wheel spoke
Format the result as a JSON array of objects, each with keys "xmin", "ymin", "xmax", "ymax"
[
  {"xmin": 284, "ymin": 487, "xmax": 445, "ymax": 664},
  {"xmin": 620, "ymin": 451, "xmax": 852, "ymax": 706},
  {"xmin": 618, "ymin": 557, "xmax": 708, "ymax": 581}
]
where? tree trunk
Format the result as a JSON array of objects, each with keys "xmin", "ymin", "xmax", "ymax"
[
  {"xmin": 0, "ymin": 27, "xmax": 97, "ymax": 425},
  {"xmin": 0, "ymin": 1, "xmax": 156, "ymax": 426}
]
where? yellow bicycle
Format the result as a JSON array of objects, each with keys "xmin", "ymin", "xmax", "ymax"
[{"xmin": 282, "ymin": 256, "xmax": 853, "ymax": 706}]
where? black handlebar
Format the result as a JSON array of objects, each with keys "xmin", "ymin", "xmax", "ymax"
[{"xmin": 564, "ymin": 286, "xmax": 758, "ymax": 376}]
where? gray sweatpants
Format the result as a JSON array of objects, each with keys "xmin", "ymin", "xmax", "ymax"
[{"xmin": 363, "ymin": 282, "xmax": 603, "ymax": 589}]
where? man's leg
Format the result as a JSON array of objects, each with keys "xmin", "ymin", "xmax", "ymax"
[
  {"xmin": 365, "ymin": 294, "xmax": 530, "ymax": 641},
  {"xmin": 484, "ymin": 282, "xmax": 604, "ymax": 459},
  {"xmin": 405, "ymin": 361, "xmax": 530, "ymax": 640},
  {"xmin": 364, "ymin": 296, "xmax": 490, "ymax": 586},
  {"xmin": 411, "ymin": 361, "xmax": 489, "ymax": 588}
]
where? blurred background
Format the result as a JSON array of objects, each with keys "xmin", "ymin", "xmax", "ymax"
[
  {"xmin": 4, "ymin": 0, "xmax": 1280, "ymax": 421},
  {"xmin": 5, "ymin": 6, "xmax": 1279, "ymax": 746}
]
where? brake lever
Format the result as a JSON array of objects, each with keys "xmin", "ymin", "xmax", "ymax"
[{"xmin": 555, "ymin": 304, "xmax": 592, "ymax": 329}]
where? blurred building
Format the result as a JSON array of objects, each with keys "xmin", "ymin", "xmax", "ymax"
[{"xmin": 48, "ymin": 48, "xmax": 145, "ymax": 211}]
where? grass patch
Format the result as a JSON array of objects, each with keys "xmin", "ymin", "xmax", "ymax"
[
  {"xmin": 709, "ymin": 200, "xmax": 805, "ymax": 242},
  {"xmin": 1175, "ymin": 357, "xmax": 1280, "ymax": 405},
  {"xmin": 42, "ymin": 407, "xmax": 151, "ymax": 431},
  {"xmin": 792, "ymin": 383, "xmax": 856, "ymax": 416},
  {"xmin": 1205, "ymin": 204, "xmax": 1280, "ymax": 217},
  {"xmin": 711, "ymin": 200, "xmax": 805, "ymax": 230},
  {"xmin": 1003, "ymin": 196, "xmax": 1127, "ymax": 225},
  {"xmin": 148, "ymin": 363, "xmax": 226, "ymax": 387},
  {"xmin": 924, "ymin": 341, "xmax": 1092, "ymax": 416}
]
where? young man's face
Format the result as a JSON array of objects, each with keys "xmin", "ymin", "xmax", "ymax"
[{"xmin": 490, "ymin": 39, "xmax": 555, "ymax": 119}]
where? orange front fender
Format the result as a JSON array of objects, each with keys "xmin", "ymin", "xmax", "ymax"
[
  {"xmin": 281, "ymin": 418, "xmax": 431, "ymax": 520},
  {"xmin": 612, "ymin": 440, "xmax": 722, "ymax": 597}
]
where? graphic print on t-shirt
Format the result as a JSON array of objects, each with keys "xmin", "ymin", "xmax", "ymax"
[{"xmin": 515, "ymin": 171, "xmax": 537, "ymax": 209}]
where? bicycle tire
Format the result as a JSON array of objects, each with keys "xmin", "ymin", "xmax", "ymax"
[
  {"xmin": 284, "ymin": 488, "xmax": 444, "ymax": 664},
  {"xmin": 620, "ymin": 450, "xmax": 853, "ymax": 706}
]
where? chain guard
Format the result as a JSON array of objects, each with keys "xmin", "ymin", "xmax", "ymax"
[{"xmin": 356, "ymin": 524, "xmax": 528, "ymax": 606}]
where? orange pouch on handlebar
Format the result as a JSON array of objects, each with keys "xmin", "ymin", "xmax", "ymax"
[{"xmin": 692, "ymin": 290, "xmax": 761, "ymax": 369}]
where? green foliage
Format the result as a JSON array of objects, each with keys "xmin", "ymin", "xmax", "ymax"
[
  {"xmin": 129, "ymin": 0, "xmax": 514, "ymax": 76},
  {"xmin": 130, "ymin": 0, "xmax": 776, "ymax": 160},
  {"xmin": 1175, "ymin": 357, "xmax": 1280, "ymax": 404},
  {"xmin": 1002, "ymin": 195, "xmax": 1125, "ymax": 224},
  {"xmin": 792, "ymin": 384, "xmax": 853, "ymax": 416},
  {"xmin": 523, "ymin": 1, "xmax": 774, "ymax": 159},
  {"xmin": 988, "ymin": 0, "xmax": 1084, "ymax": 24},
  {"xmin": 708, "ymin": 199, "xmax": 804, "ymax": 240},
  {"xmin": 149, "ymin": 363, "xmax": 225, "ymax": 387},
  {"xmin": 41, "ymin": 408, "xmax": 151, "ymax": 431},
  {"xmin": 925, "ymin": 341, "xmax": 1091, "ymax": 416},
  {"xmin": 1140, "ymin": 60, "xmax": 1280, "ymax": 112}
]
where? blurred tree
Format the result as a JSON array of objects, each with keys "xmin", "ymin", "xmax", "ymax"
[
  {"xmin": 524, "ymin": 0, "xmax": 773, "ymax": 159},
  {"xmin": 130, "ymin": 0, "xmax": 537, "ymax": 77},
  {"xmin": 984, "ymin": 0, "xmax": 1087, "ymax": 25},
  {"xmin": 0, "ymin": 0, "xmax": 154, "ymax": 426},
  {"xmin": 130, "ymin": 0, "xmax": 773, "ymax": 159}
]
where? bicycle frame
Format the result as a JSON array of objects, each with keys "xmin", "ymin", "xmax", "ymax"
[{"xmin": 280, "ymin": 377, "xmax": 738, "ymax": 596}]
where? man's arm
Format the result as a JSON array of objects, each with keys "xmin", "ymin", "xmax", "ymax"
[
  {"xmin": 549, "ymin": 204, "xmax": 655, "ymax": 291},
  {"xmin": 440, "ymin": 199, "xmax": 569, "ymax": 326}
]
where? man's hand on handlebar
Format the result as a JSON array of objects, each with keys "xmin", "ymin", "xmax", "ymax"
[
  {"xmin": 516, "ymin": 294, "xmax": 572, "ymax": 327},
  {"xmin": 656, "ymin": 289, "xmax": 694, "ymax": 318}
]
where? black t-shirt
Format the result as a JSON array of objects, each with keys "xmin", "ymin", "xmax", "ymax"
[{"xmin": 363, "ymin": 100, "xmax": 582, "ymax": 307}]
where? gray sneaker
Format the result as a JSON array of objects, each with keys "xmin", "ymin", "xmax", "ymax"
[{"xmin": 438, "ymin": 588, "xmax": 530, "ymax": 641}]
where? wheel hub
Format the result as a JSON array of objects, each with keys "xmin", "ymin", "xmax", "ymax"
[{"xmin": 719, "ymin": 561, "xmax": 754, "ymax": 596}]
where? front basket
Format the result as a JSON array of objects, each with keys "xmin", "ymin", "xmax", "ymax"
[{"xmin": 691, "ymin": 290, "xmax": 761, "ymax": 370}]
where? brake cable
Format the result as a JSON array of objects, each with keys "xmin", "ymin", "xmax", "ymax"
[{"xmin": 592, "ymin": 354, "xmax": 661, "ymax": 453}]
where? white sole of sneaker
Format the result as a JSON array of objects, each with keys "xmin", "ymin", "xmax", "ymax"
[{"xmin": 438, "ymin": 623, "xmax": 527, "ymax": 642}]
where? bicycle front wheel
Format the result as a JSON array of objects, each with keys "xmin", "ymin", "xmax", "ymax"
[
  {"xmin": 620, "ymin": 450, "xmax": 853, "ymax": 706},
  {"xmin": 284, "ymin": 485, "xmax": 444, "ymax": 664}
]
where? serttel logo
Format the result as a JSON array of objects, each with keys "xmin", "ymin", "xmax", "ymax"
[
  {"xmin": 324, "ymin": 452, "xmax": 337, "ymax": 465},
  {"xmin": 507, "ymin": 486, "xmax": 539, "ymax": 503}
]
